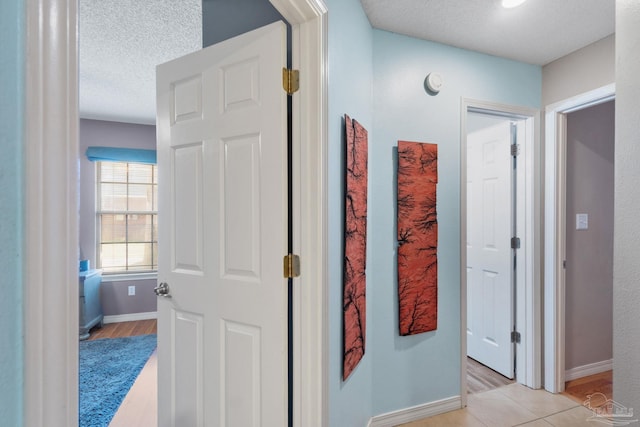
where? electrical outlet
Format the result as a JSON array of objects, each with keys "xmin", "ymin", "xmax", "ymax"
[{"xmin": 128, "ymin": 285, "xmax": 136, "ymax": 296}]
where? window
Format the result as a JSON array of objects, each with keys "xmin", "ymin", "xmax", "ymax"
[{"xmin": 97, "ymin": 161, "xmax": 158, "ymax": 273}]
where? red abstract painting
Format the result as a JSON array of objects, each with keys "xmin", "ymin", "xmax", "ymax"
[
  {"xmin": 397, "ymin": 141, "xmax": 438, "ymax": 336},
  {"xmin": 343, "ymin": 114, "xmax": 368, "ymax": 380}
]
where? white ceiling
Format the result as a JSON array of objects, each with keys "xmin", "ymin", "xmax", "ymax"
[
  {"xmin": 79, "ymin": 0, "xmax": 614, "ymax": 125},
  {"xmin": 360, "ymin": 0, "xmax": 614, "ymax": 66},
  {"xmin": 79, "ymin": 0, "xmax": 201, "ymax": 125}
]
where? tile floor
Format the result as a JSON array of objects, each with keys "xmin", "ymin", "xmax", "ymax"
[{"xmin": 399, "ymin": 383, "xmax": 599, "ymax": 427}]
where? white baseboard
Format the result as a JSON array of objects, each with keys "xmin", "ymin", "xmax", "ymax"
[
  {"xmin": 368, "ymin": 396, "xmax": 461, "ymax": 427},
  {"xmin": 103, "ymin": 311, "xmax": 157, "ymax": 324},
  {"xmin": 565, "ymin": 359, "xmax": 613, "ymax": 381}
]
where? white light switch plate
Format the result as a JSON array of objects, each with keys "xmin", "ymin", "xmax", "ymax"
[{"xmin": 576, "ymin": 213, "xmax": 588, "ymax": 230}]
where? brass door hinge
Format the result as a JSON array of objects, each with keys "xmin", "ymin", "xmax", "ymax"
[
  {"xmin": 283, "ymin": 253, "xmax": 301, "ymax": 278},
  {"xmin": 283, "ymin": 68, "xmax": 300, "ymax": 95}
]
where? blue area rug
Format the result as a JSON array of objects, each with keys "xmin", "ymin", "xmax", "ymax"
[{"xmin": 79, "ymin": 334, "xmax": 157, "ymax": 427}]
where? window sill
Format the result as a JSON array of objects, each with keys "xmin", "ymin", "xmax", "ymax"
[{"xmin": 101, "ymin": 272, "xmax": 158, "ymax": 282}]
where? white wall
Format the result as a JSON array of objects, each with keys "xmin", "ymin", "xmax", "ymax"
[
  {"xmin": 613, "ymin": 0, "xmax": 640, "ymax": 412},
  {"xmin": 542, "ymin": 35, "xmax": 614, "ymax": 107}
]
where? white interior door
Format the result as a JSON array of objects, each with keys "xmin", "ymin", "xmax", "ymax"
[
  {"xmin": 466, "ymin": 120, "xmax": 515, "ymax": 379},
  {"xmin": 156, "ymin": 21, "xmax": 288, "ymax": 426}
]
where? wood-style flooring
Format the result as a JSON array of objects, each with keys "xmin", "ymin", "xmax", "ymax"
[
  {"xmin": 562, "ymin": 370, "xmax": 613, "ymax": 405},
  {"xmin": 466, "ymin": 357, "xmax": 515, "ymax": 394},
  {"xmin": 87, "ymin": 318, "xmax": 157, "ymax": 340}
]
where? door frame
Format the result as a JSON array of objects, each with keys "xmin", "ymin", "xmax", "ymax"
[
  {"xmin": 22, "ymin": 0, "xmax": 329, "ymax": 425},
  {"xmin": 543, "ymin": 83, "xmax": 615, "ymax": 393},
  {"xmin": 460, "ymin": 99, "xmax": 541, "ymax": 405}
]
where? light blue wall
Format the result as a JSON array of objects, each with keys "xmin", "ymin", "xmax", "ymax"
[
  {"xmin": 370, "ymin": 29, "xmax": 541, "ymax": 414},
  {"xmin": 326, "ymin": 0, "xmax": 374, "ymax": 425},
  {"xmin": 200, "ymin": 0, "xmax": 541, "ymax": 422},
  {"xmin": 0, "ymin": 0, "xmax": 24, "ymax": 425}
]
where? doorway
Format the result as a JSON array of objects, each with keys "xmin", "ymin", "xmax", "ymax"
[
  {"xmin": 466, "ymin": 113, "xmax": 519, "ymax": 382},
  {"xmin": 461, "ymin": 99, "xmax": 541, "ymax": 404},
  {"xmin": 23, "ymin": 0, "xmax": 328, "ymax": 425},
  {"xmin": 564, "ymin": 100, "xmax": 614, "ymax": 383},
  {"xmin": 543, "ymin": 84, "xmax": 615, "ymax": 393}
]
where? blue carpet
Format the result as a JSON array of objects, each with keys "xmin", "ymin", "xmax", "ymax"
[{"xmin": 79, "ymin": 334, "xmax": 157, "ymax": 427}]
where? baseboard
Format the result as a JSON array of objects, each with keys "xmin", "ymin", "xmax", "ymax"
[
  {"xmin": 368, "ymin": 396, "xmax": 461, "ymax": 427},
  {"xmin": 103, "ymin": 311, "xmax": 157, "ymax": 324},
  {"xmin": 565, "ymin": 359, "xmax": 613, "ymax": 381}
]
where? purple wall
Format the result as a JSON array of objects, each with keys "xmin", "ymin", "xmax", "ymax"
[
  {"xmin": 79, "ymin": 119, "xmax": 157, "ymax": 316},
  {"xmin": 565, "ymin": 100, "xmax": 615, "ymax": 371}
]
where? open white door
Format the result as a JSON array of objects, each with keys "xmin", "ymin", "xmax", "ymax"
[
  {"xmin": 156, "ymin": 21, "xmax": 288, "ymax": 426},
  {"xmin": 466, "ymin": 121, "xmax": 515, "ymax": 379}
]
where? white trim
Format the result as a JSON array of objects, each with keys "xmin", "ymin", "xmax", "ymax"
[
  {"xmin": 103, "ymin": 311, "xmax": 158, "ymax": 324},
  {"xmin": 101, "ymin": 272, "xmax": 158, "ymax": 282},
  {"xmin": 24, "ymin": 0, "xmax": 79, "ymax": 426},
  {"xmin": 368, "ymin": 396, "xmax": 462, "ymax": 427},
  {"xmin": 565, "ymin": 359, "xmax": 613, "ymax": 382},
  {"xmin": 460, "ymin": 99, "xmax": 542, "ymax": 396},
  {"xmin": 24, "ymin": 0, "xmax": 327, "ymax": 426},
  {"xmin": 543, "ymin": 83, "xmax": 615, "ymax": 394},
  {"xmin": 273, "ymin": 1, "xmax": 328, "ymax": 425}
]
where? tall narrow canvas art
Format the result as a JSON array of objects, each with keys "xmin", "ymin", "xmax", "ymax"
[
  {"xmin": 343, "ymin": 115, "xmax": 368, "ymax": 380},
  {"xmin": 397, "ymin": 141, "xmax": 438, "ymax": 335}
]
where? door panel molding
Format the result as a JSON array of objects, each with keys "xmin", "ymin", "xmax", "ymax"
[
  {"xmin": 461, "ymin": 99, "xmax": 541, "ymax": 406},
  {"xmin": 543, "ymin": 84, "xmax": 615, "ymax": 393},
  {"xmin": 22, "ymin": 0, "xmax": 328, "ymax": 426}
]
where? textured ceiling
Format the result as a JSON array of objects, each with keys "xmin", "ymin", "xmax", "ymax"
[
  {"xmin": 79, "ymin": 0, "xmax": 201, "ymax": 125},
  {"xmin": 79, "ymin": 0, "xmax": 614, "ymax": 125},
  {"xmin": 360, "ymin": 0, "xmax": 615, "ymax": 66}
]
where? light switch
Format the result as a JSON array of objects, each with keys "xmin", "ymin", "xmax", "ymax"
[{"xmin": 576, "ymin": 213, "xmax": 588, "ymax": 230}]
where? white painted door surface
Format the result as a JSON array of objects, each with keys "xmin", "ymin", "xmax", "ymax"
[
  {"xmin": 466, "ymin": 121, "xmax": 514, "ymax": 379},
  {"xmin": 156, "ymin": 22, "xmax": 287, "ymax": 426}
]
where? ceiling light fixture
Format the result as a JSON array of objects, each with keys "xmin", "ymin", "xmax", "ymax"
[{"xmin": 502, "ymin": 0, "xmax": 527, "ymax": 8}]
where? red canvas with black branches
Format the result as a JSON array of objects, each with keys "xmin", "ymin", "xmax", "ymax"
[
  {"xmin": 343, "ymin": 114, "xmax": 368, "ymax": 380},
  {"xmin": 397, "ymin": 140, "xmax": 438, "ymax": 336}
]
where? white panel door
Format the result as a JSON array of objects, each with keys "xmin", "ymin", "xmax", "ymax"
[
  {"xmin": 156, "ymin": 21, "xmax": 287, "ymax": 427},
  {"xmin": 466, "ymin": 121, "xmax": 514, "ymax": 379}
]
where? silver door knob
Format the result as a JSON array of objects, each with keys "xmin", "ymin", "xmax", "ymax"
[{"xmin": 154, "ymin": 282, "xmax": 171, "ymax": 297}]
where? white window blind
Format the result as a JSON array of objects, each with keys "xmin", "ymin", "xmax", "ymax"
[{"xmin": 97, "ymin": 161, "xmax": 158, "ymax": 273}]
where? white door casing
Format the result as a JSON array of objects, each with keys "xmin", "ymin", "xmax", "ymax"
[
  {"xmin": 461, "ymin": 100, "xmax": 541, "ymax": 403},
  {"xmin": 466, "ymin": 121, "xmax": 515, "ymax": 379},
  {"xmin": 543, "ymin": 84, "xmax": 615, "ymax": 393},
  {"xmin": 156, "ymin": 21, "xmax": 287, "ymax": 426}
]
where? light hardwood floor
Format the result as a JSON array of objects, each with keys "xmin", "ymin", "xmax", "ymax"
[
  {"xmin": 562, "ymin": 370, "xmax": 613, "ymax": 405},
  {"xmin": 87, "ymin": 318, "xmax": 157, "ymax": 340},
  {"xmin": 466, "ymin": 357, "xmax": 515, "ymax": 394}
]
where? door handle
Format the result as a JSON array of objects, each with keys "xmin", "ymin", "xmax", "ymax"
[{"xmin": 154, "ymin": 282, "xmax": 172, "ymax": 298}]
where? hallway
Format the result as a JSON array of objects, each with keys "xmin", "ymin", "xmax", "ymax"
[{"xmin": 399, "ymin": 383, "xmax": 597, "ymax": 427}]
